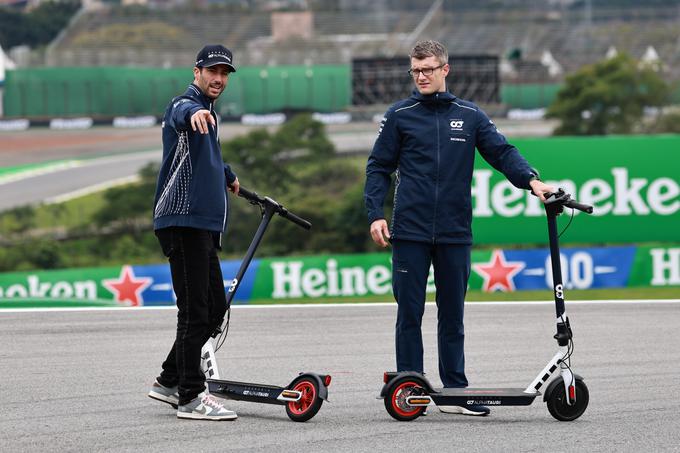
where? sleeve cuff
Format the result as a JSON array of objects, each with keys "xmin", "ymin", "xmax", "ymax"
[
  {"xmin": 367, "ymin": 213, "xmax": 385, "ymax": 225},
  {"xmin": 224, "ymin": 164, "xmax": 237, "ymax": 184},
  {"xmin": 526, "ymin": 170, "xmax": 541, "ymax": 188}
]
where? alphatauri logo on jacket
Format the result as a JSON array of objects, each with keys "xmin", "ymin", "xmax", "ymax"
[{"xmin": 449, "ymin": 119, "xmax": 464, "ymax": 131}]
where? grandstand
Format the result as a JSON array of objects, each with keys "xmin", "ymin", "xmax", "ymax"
[
  {"xmin": 41, "ymin": 1, "xmax": 680, "ymax": 81},
  {"xmin": 2, "ymin": 0, "xmax": 678, "ymax": 117}
]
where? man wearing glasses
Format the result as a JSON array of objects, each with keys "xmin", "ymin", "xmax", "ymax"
[{"xmin": 364, "ymin": 40, "xmax": 553, "ymax": 416}]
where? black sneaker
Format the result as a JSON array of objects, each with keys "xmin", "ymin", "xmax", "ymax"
[{"xmin": 438, "ymin": 404, "xmax": 490, "ymax": 416}]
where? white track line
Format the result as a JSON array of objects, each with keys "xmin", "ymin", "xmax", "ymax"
[{"xmin": 1, "ymin": 299, "xmax": 679, "ymax": 314}]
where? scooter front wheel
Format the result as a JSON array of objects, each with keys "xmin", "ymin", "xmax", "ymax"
[
  {"xmin": 384, "ymin": 377, "xmax": 427, "ymax": 421},
  {"xmin": 546, "ymin": 377, "xmax": 589, "ymax": 421},
  {"xmin": 285, "ymin": 377, "xmax": 323, "ymax": 422}
]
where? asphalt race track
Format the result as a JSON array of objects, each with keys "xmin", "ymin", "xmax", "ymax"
[
  {"xmin": 0, "ymin": 151, "xmax": 159, "ymax": 211},
  {"xmin": 2, "ymin": 300, "xmax": 679, "ymax": 452},
  {"xmin": 0, "ymin": 119, "xmax": 555, "ymax": 211}
]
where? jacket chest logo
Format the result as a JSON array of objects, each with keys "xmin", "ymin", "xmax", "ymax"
[{"xmin": 449, "ymin": 119, "xmax": 464, "ymax": 131}]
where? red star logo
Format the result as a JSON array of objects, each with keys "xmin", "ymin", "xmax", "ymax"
[
  {"xmin": 103, "ymin": 265, "xmax": 152, "ymax": 306},
  {"xmin": 472, "ymin": 250, "xmax": 525, "ymax": 292}
]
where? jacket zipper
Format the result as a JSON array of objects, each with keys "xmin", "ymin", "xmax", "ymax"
[
  {"xmin": 390, "ymin": 168, "xmax": 401, "ymax": 236},
  {"xmin": 432, "ymin": 93, "xmax": 440, "ymax": 244},
  {"xmin": 210, "ymin": 100, "xmax": 228, "ymax": 233}
]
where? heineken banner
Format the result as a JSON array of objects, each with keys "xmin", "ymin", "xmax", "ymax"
[
  {"xmin": 1, "ymin": 245, "xmax": 677, "ymax": 308},
  {"xmin": 472, "ymin": 135, "xmax": 680, "ymax": 244}
]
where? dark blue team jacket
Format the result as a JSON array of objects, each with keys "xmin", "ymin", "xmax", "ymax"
[
  {"xmin": 153, "ymin": 84, "xmax": 237, "ymax": 233},
  {"xmin": 364, "ymin": 90, "xmax": 538, "ymax": 245}
]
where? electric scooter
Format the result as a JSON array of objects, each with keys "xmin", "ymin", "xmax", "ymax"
[
  {"xmin": 380, "ymin": 189, "xmax": 592, "ymax": 422},
  {"xmin": 200, "ymin": 187, "xmax": 331, "ymax": 422}
]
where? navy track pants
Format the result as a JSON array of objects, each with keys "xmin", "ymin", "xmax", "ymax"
[{"xmin": 391, "ymin": 239, "xmax": 471, "ymax": 388}]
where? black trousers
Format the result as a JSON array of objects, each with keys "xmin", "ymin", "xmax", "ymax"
[
  {"xmin": 155, "ymin": 227, "xmax": 227, "ymax": 405},
  {"xmin": 392, "ymin": 239, "xmax": 471, "ymax": 388}
]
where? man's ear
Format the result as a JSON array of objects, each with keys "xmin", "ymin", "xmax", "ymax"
[
  {"xmin": 193, "ymin": 66, "xmax": 200, "ymax": 80},
  {"xmin": 442, "ymin": 63, "xmax": 450, "ymax": 77}
]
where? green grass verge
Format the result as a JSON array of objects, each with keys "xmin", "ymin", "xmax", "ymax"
[
  {"xmin": 0, "ymin": 299, "xmax": 119, "ymax": 309},
  {"xmin": 33, "ymin": 191, "xmax": 107, "ymax": 229},
  {"xmin": 0, "ymin": 160, "xmax": 65, "ymax": 178},
  {"xmin": 0, "ymin": 190, "xmax": 106, "ymax": 231}
]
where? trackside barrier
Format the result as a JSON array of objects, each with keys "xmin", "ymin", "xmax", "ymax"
[{"xmin": 0, "ymin": 245, "xmax": 677, "ymax": 308}]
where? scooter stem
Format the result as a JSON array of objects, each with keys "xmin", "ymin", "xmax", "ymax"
[
  {"xmin": 545, "ymin": 202, "xmax": 565, "ymax": 320},
  {"xmin": 225, "ymin": 202, "xmax": 277, "ymax": 308}
]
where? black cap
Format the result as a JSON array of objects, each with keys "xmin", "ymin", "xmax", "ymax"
[{"xmin": 195, "ymin": 44, "xmax": 236, "ymax": 72}]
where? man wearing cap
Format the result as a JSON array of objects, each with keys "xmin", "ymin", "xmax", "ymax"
[{"xmin": 148, "ymin": 45, "xmax": 240, "ymax": 421}]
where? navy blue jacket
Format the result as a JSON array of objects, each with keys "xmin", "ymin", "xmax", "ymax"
[
  {"xmin": 365, "ymin": 90, "xmax": 538, "ymax": 245},
  {"xmin": 153, "ymin": 84, "xmax": 237, "ymax": 234}
]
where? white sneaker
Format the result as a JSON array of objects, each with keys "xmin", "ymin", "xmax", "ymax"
[
  {"xmin": 438, "ymin": 404, "xmax": 490, "ymax": 416},
  {"xmin": 177, "ymin": 393, "xmax": 237, "ymax": 421}
]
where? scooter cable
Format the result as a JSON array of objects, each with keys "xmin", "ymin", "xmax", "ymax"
[
  {"xmin": 566, "ymin": 341, "xmax": 575, "ymax": 388},
  {"xmin": 557, "ymin": 208, "xmax": 575, "ymax": 239},
  {"xmin": 558, "ymin": 314, "xmax": 576, "ymax": 388},
  {"xmin": 215, "ymin": 308, "xmax": 231, "ymax": 352}
]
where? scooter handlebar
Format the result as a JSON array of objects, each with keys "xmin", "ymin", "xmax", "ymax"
[
  {"xmin": 545, "ymin": 189, "xmax": 593, "ymax": 214},
  {"xmin": 564, "ymin": 199, "xmax": 594, "ymax": 214},
  {"xmin": 279, "ymin": 208, "xmax": 312, "ymax": 230},
  {"xmin": 237, "ymin": 186, "xmax": 312, "ymax": 230},
  {"xmin": 237, "ymin": 186, "xmax": 264, "ymax": 204}
]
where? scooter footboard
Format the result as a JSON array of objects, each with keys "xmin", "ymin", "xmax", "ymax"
[
  {"xmin": 431, "ymin": 388, "xmax": 538, "ymax": 406},
  {"xmin": 207, "ymin": 378, "xmax": 288, "ymax": 405}
]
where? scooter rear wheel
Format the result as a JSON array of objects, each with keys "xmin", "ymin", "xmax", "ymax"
[
  {"xmin": 285, "ymin": 377, "xmax": 323, "ymax": 422},
  {"xmin": 546, "ymin": 377, "xmax": 589, "ymax": 421},
  {"xmin": 384, "ymin": 377, "xmax": 427, "ymax": 421}
]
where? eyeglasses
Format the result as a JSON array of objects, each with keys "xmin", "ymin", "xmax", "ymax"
[{"xmin": 408, "ymin": 65, "xmax": 444, "ymax": 77}]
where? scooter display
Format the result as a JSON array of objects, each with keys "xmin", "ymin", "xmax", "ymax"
[
  {"xmin": 380, "ymin": 189, "xmax": 592, "ymax": 422},
  {"xmin": 200, "ymin": 187, "xmax": 331, "ymax": 422}
]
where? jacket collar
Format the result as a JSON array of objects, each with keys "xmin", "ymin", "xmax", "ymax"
[
  {"xmin": 410, "ymin": 89, "xmax": 456, "ymax": 104},
  {"xmin": 185, "ymin": 83, "xmax": 213, "ymax": 110}
]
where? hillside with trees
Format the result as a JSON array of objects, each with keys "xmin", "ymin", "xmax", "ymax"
[{"xmin": 0, "ymin": 115, "xmax": 373, "ymax": 272}]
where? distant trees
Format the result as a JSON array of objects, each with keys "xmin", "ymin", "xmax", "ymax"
[
  {"xmin": 0, "ymin": 115, "xmax": 373, "ymax": 272},
  {"xmin": 220, "ymin": 114, "xmax": 372, "ymax": 257},
  {"xmin": 546, "ymin": 54, "xmax": 671, "ymax": 135},
  {"xmin": 0, "ymin": 0, "xmax": 80, "ymax": 49}
]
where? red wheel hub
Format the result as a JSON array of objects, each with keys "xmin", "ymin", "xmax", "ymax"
[
  {"xmin": 391, "ymin": 381, "xmax": 423, "ymax": 417},
  {"xmin": 288, "ymin": 380, "xmax": 317, "ymax": 415}
]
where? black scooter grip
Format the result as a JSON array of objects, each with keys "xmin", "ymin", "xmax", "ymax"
[
  {"xmin": 237, "ymin": 186, "xmax": 263, "ymax": 204},
  {"xmin": 280, "ymin": 208, "xmax": 312, "ymax": 230},
  {"xmin": 565, "ymin": 200, "xmax": 594, "ymax": 214}
]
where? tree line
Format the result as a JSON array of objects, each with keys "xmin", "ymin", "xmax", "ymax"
[
  {"xmin": 0, "ymin": 1, "xmax": 80, "ymax": 50},
  {"xmin": 0, "ymin": 114, "xmax": 379, "ymax": 272}
]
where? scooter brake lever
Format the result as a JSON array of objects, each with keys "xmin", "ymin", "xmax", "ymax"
[{"xmin": 545, "ymin": 188, "xmax": 570, "ymax": 205}]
